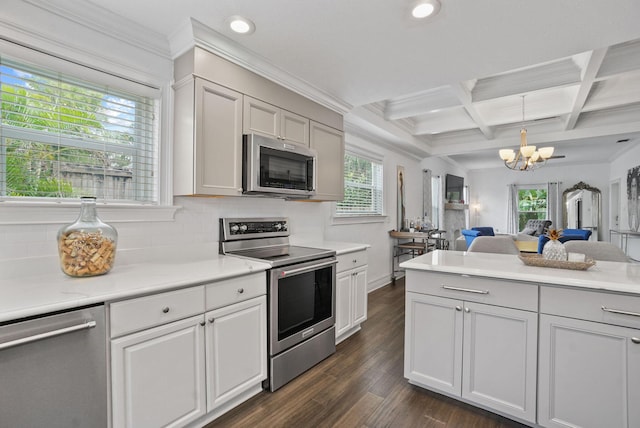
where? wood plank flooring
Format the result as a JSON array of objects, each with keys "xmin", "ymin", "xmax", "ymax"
[{"xmin": 206, "ymin": 279, "xmax": 527, "ymax": 428}]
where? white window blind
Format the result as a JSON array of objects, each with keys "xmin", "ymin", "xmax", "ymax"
[
  {"xmin": 0, "ymin": 56, "xmax": 158, "ymax": 203},
  {"xmin": 336, "ymin": 151, "xmax": 383, "ymax": 216}
]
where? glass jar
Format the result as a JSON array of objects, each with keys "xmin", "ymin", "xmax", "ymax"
[{"xmin": 57, "ymin": 197, "xmax": 118, "ymax": 277}]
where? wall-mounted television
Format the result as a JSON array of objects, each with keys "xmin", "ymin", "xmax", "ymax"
[{"xmin": 445, "ymin": 174, "xmax": 464, "ymax": 202}]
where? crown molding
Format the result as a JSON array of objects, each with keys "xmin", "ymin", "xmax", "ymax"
[
  {"xmin": 24, "ymin": 0, "xmax": 171, "ymax": 59},
  {"xmin": 170, "ymin": 18, "xmax": 352, "ymax": 115}
]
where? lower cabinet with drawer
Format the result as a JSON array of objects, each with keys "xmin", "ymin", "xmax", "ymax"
[
  {"xmin": 538, "ymin": 286, "xmax": 640, "ymax": 428},
  {"xmin": 109, "ymin": 273, "xmax": 267, "ymax": 428},
  {"xmin": 404, "ymin": 270, "xmax": 538, "ymax": 424},
  {"xmin": 335, "ymin": 249, "xmax": 368, "ymax": 344}
]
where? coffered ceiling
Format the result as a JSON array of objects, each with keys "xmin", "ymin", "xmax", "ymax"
[{"xmin": 20, "ymin": 0, "xmax": 640, "ymax": 170}]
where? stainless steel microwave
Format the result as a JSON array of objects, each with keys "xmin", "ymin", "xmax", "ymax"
[{"xmin": 243, "ymin": 134, "xmax": 317, "ymax": 198}]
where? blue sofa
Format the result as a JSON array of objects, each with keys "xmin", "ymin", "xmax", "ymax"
[{"xmin": 537, "ymin": 229, "xmax": 592, "ymax": 253}]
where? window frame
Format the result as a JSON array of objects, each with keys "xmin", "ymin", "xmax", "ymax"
[
  {"xmin": 334, "ymin": 148, "xmax": 385, "ymax": 221},
  {"xmin": 516, "ymin": 184, "xmax": 548, "ymax": 230},
  {"xmin": 0, "ymin": 39, "xmax": 178, "ymax": 224}
]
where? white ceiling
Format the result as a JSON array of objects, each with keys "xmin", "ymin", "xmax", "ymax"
[{"xmin": 49, "ymin": 0, "xmax": 640, "ymax": 169}]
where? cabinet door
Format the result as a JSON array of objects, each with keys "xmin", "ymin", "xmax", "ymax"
[
  {"xmin": 539, "ymin": 314, "xmax": 640, "ymax": 428},
  {"xmin": 335, "ymin": 270, "xmax": 353, "ymax": 338},
  {"xmin": 205, "ymin": 296, "xmax": 267, "ymax": 411},
  {"xmin": 309, "ymin": 121, "xmax": 345, "ymax": 201},
  {"xmin": 352, "ymin": 266, "xmax": 368, "ymax": 326},
  {"xmin": 461, "ymin": 302, "xmax": 538, "ymax": 423},
  {"xmin": 404, "ymin": 292, "xmax": 463, "ymax": 396},
  {"xmin": 280, "ymin": 110, "xmax": 309, "ymax": 146},
  {"xmin": 243, "ymin": 96, "xmax": 279, "ymax": 138},
  {"xmin": 195, "ymin": 79, "xmax": 243, "ymax": 195},
  {"xmin": 111, "ymin": 315, "xmax": 206, "ymax": 428}
]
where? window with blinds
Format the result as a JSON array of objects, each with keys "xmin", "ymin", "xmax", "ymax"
[
  {"xmin": 336, "ymin": 151, "xmax": 383, "ymax": 216},
  {"xmin": 0, "ymin": 57, "xmax": 158, "ymax": 203}
]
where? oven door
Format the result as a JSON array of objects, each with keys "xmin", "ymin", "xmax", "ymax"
[
  {"xmin": 269, "ymin": 256, "xmax": 336, "ymax": 355},
  {"xmin": 243, "ymin": 133, "xmax": 316, "ymax": 197}
]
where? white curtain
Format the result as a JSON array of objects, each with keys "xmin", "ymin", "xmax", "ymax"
[
  {"xmin": 547, "ymin": 181, "xmax": 562, "ymax": 230},
  {"xmin": 507, "ymin": 184, "xmax": 519, "ymax": 234},
  {"xmin": 422, "ymin": 169, "xmax": 432, "ymax": 222}
]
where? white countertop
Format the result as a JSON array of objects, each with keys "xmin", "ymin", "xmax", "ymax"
[
  {"xmin": 290, "ymin": 240, "xmax": 370, "ymax": 255},
  {"xmin": 0, "ymin": 244, "xmax": 271, "ymax": 323},
  {"xmin": 400, "ymin": 250, "xmax": 640, "ymax": 295}
]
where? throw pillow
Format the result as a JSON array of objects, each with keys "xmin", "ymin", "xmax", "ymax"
[{"xmin": 535, "ymin": 224, "xmax": 546, "ymax": 235}]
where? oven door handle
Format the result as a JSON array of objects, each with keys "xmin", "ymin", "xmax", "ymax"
[{"xmin": 279, "ymin": 260, "xmax": 337, "ymax": 277}]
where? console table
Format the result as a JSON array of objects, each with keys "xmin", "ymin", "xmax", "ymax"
[
  {"xmin": 389, "ymin": 230, "xmax": 446, "ymax": 283},
  {"xmin": 609, "ymin": 229, "xmax": 640, "ymax": 261}
]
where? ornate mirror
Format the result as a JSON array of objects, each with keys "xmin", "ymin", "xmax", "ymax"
[{"xmin": 563, "ymin": 181, "xmax": 601, "ymax": 240}]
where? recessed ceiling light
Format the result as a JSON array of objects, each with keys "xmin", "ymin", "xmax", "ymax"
[
  {"xmin": 227, "ymin": 15, "xmax": 255, "ymax": 34},
  {"xmin": 411, "ymin": 0, "xmax": 441, "ymax": 19}
]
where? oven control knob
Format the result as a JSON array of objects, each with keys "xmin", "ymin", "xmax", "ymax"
[
  {"xmin": 230, "ymin": 225, "xmax": 239, "ymax": 233},
  {"xmin": 239, "ymin": 224, "xmax": 248, "ymax": 232}
]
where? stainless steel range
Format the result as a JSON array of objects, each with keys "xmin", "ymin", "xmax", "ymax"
[{"xmin": 220, "ymin": 217, "xmax": 337, "ymax": 391}]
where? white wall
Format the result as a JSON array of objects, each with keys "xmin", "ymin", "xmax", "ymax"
[
  {"xmin": 610, "ymin": 144, "xmax": 640, "ymax": 259},
  {"xmin": 467, "ymin": 163, "xmax": 610, "ymax": 237},
  {"xmin": 323, "ymin": 133, "xmax": 423, "ymax": 290}
]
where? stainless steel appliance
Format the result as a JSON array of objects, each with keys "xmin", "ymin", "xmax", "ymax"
[
  {"xmin": 220, "ymin": 217, "xmax": 336, "ymax": 391},
  {"xmin": 0, "ymin": 304, "xmax": 107, "ymax": 428},
  {"xmin": 243, "ymin": 134, "xmax": 317, "ymax": 198}
]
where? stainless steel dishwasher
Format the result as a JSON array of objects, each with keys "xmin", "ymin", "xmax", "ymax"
[{"xmin": 0, "ymin": 304, "xmax": 107, "ymax": 428}]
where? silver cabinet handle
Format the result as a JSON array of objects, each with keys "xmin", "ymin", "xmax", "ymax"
[
  {"xmin": 162, "ymin": 307, "xmax": 170, "ymax": 313},
  {"xmin": 199, "ymin": 321, "xmax": 206, "ymax": 327},
  {"xmin": 442, "ymin": 285, "xmax": 489, "ymax": 295},
  {"xmin": 455, "ymin": 306, "xmax": 462, "ymax": 311},
  {"xmin": 631, "ymin": 337, "xmax": 640, "ymax": 344},
  {"xmin": 208, "ymin": 318, "xmax": 215, "ymax": 324},
  {"xmin": 237, "ymin": 288, "xmax": 244, "ymax": 294},
  {"xmin": 0, "ymin": 320, "xmax": 96, "ymax": 351},
  {"xmin": 464, "ymin": 307, "xmax": 471, "ymax": 313},
  {"xmin": 601, "ymin": 306, "xmax": 640, "ymax": 318}
]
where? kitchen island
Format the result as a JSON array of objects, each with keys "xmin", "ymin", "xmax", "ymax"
[{"xmin": 400, "ymin": 250, "xmax": 640, "ymax": 428}]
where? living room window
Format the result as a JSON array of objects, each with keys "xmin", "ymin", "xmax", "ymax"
[
  {"xmin": 0, "ymin": 57, "xmax": 158, "ymax": 204},
  {"xmin": 336, "ymin": 151, "xmax": 383, "ymax": 216},
  {"xmin": 517, "ymin": 186, "xmax": 548, "ymax": 230}
]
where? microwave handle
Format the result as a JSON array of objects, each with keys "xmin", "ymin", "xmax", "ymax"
[{"xmin": 279, "ymin": 259, "xmax": 337, "ymax": 277}]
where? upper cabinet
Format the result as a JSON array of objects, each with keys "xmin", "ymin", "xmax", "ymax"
[
  {"xmin": 173, "ymin": 77, "xmax": 243, "ymax": 196},
  {"xmin": 243, "ymin": 96, "xmax": 309, "ymax": 147},
  {"xmin": 173, "ymin": 47, "xmax": 344, "ymax": 199},
  {"xmin": 310, "ymin": 121, "xmax": 345, "ymax": 201}
]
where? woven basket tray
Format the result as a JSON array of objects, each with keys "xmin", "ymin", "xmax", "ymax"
[{"xmin": 518, "ymin": 254, "xmax": 596, "ymax": 271}]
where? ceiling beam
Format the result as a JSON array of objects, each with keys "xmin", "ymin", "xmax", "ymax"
[
  {"xmin": 452, "ymin": 83, "xmax": 494, "ymax": 139},
  {"xmin": 564, "ymin": 48, "xmax": 608, "ymax": 130}
]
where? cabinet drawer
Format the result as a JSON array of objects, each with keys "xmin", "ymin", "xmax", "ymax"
[
  {"xmin": 110, "ymin": 286, "xmax": 205, "ymax": 338},
  {"xmin": 337, "ymin": 250, "xmax": 368, "ymax": 273},
  {"xmin": 406, "ymin": 270, "xmax": 538, "ymax": 311},
  {"xmin": 206, "ymin": 272, "xmax": 266, "ymax": 311},
  {"xmin": 541, "ymin": 286, "xmax": 640, "ymax": 330}
]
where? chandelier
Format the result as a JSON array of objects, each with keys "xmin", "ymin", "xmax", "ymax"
[{"xmin": 499, "ymin": 96, "xmax": 554, "ymax": 171}]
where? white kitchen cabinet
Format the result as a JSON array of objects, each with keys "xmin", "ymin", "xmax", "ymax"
[
  {"xmin": 173, "ymin": 77, "xmax": 243, "ymax": 196},
  {"xmin": 404, "ymin": 271, "xmax": 538, "ymax": 424},
  {"xmin": 111, "ymin": 315, "xmax": 207, "ymax": 428},
  {"xmin": 309, "ymin": 121, "xmax": 345, "ymax": 201},
  {"xmin": 109, "ymin": 273, "xmax": 267, "ymax": 427},
  {"xmin": 538, "ymin": 286, "xmax": 640, "ymax": 428},
  {"xmin": 205, "ymin": 296, "xmax": 267, "ymax": 411},
  {"xmin": 335, "ymin": 250, "xmax": 368, "ymax": 344},
  {"xmin": 243, "ymin": 95, "xmax": 309, "ymax": 146}
]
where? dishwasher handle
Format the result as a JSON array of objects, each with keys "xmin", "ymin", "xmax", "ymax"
[{"xmin": 0, "ymin": 320, "xmax": 97, "ymax": 351}]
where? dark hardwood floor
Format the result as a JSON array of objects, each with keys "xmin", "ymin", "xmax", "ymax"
[{"xmin": 206, "ymin": 278, "xmax": 527, "ymax": 428}]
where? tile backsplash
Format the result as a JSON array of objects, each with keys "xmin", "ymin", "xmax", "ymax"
[{"xmin": 0, "ymin": 196, "xmax": 328, "ymax": 261}]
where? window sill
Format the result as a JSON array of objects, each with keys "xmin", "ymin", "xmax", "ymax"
[
  {"xmin": 331, "ymin": 214, "xmax": 387, "ymax": 226},
  {"xmin": 0, "ymin": 201, "xmax": 180, "ymax": 225}
]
